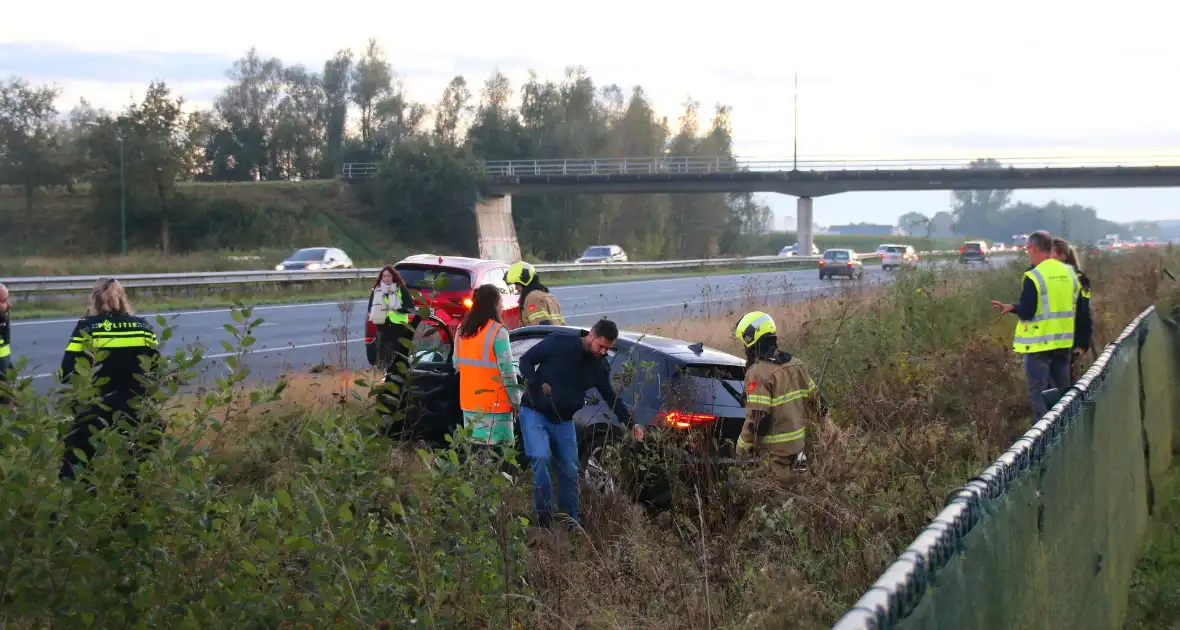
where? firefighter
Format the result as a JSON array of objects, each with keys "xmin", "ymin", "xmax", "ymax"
[
  {"xmin": 733, "ymin": 311, "xmax": 827, "ymax": 481},
  {"xmin": 506, "ymin": 261, "xmax": 566, "ymax": 326}
]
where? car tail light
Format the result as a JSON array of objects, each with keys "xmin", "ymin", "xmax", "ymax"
[
  {"xmin": 660, "ymin": 410, "xmax": 717, "ymax": 429},
  {"xmin": 364, "ymin": 319, "xmax": 376, "ymax": 342},
  {"xmin": 462, "ymin": 297, "xmax": 473, "ymax": 308},
  {"xmin": 960, "ymin": 246, "xmax": 966, "ymax": 253},
  {"xmin": 847, "ymin": 261, "xmax": 853, "ymax": 267},
  {"xmin": 818, "ymin": 260, "xmax": 825, "ymax": 266}
]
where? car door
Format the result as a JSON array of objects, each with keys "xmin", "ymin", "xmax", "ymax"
[{"xmin": 389, "ymin": 315, "xmax": 461, "ymax": 443}]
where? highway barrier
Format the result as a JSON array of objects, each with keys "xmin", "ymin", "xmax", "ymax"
[
  {"xmin": 0, "ymin": 250, "xmax": 971, "ymax": 294},
  {"xmin": 831, "ymin": 305, "xmax": 1180, "ymax": 630}
]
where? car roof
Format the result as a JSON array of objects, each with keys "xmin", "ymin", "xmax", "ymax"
[
  {"xmin": 878, "ymin": 243, "xmax": 908, "ymax": 248},
  {"xmin": 824, "ymin": 248, "xmax": 855, "ymax": 253},
  {"xmin": 510, "ymin": 325, "xmax": 744, "ymax": 367},
  {"xmin": 396, "ymin": 254, "xmax": 507, "ymax": 270}
]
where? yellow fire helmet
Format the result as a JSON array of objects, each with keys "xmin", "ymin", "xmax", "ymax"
[
  {"xmin": 735, "ymin": 311, "xmax": 776, "ymax": 348},
  {"xmin": 505, "ymin": 261, "xmax": 536, "ymax": 287}
]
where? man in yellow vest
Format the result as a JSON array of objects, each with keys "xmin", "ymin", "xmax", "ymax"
[
  {"xmin": 506, "ymin": 261, "xmax": 566, "ymax": 326},
  {"xmin": 0, "ymin": 283, "xmax": 12, "ymax": 404},
  {"xmin": 991, "ymin": 230, "xmax": 1080, "ymax": 419}
]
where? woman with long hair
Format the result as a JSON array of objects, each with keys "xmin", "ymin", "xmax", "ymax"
[
  {"xmin": 1052, "ymin": 238, "xmax": 1093, "ymax": 369},
  {"xmin": 58, "ymin": 278, "xmax": 161, "ymax": 481},
  {"xmin": 455, "ymin": 284, "xmax": 521, "ymax": 453},
  {"xmin": 367, "ymin": 265, "xmax": 415, "ymax": 372}
]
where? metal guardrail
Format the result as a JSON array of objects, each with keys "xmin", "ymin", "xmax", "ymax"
[
  {"xmin": 0, "ymin": 251, "xmax": 973, "ymax": 294},
  {"xmin": 471, "ymin": 155, "xmax": 1180, "ymax": 177}
]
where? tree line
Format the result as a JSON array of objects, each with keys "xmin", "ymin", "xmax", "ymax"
[{"xmin": 0, "ymin": 39, "xmax": 771, "ymax": 260}]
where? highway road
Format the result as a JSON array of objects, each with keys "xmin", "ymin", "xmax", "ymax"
[{"xmin": 8, "ymin": 258, "xmax": 1013, "ymax": 394}]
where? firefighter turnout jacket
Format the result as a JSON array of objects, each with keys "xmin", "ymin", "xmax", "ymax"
[
  {"xmin": 521, "ymin": 288, "xmax": 566, "ymax": 326},
  {"xmin": 739, "ymin": 349, "xmax": 821, "ymax": 458},
  {"xmin": 1013, "ymin": 257, "xmax": 1079, "ymax": 354}
]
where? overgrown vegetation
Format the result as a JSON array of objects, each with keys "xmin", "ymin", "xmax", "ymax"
[
  {"xmin": 1125, "ymin": 460, "xmax": 1180, "ymax": 630},
  {"xmin": 0, "ymin": 248, "xmax": 1173, "ymax": 628}
]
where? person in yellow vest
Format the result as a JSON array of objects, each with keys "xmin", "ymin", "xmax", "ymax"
[
  {"xmin": 733, "ymin": 311, "xmax": 827, "ymax": 482},
  {"xmin": 367, "ymin": 265, "xmax": 415, "ymax": 374},
  {"xmin": 505, "ymin": 261, "xmax": 566, "ymax": 326},
  {"xmin": 454, "ymin": 284, "xmax": 522, "ymax": 459},
  {"xmin": 991, "ymin": 231, "xmax": 1080, "ymax": 419}
]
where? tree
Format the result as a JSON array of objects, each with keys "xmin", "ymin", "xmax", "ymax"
[
  {"xmin": 351, "ymin": 38, "xmax": 393, "ymax": 148},
  {"xmin": 0, "ymin": 77, "xmax": 66, "ymax": 211},
  {"xmin": 898, "ymin": 211, "xmax": 929, "ymax": 236},
  {"xmin": 951, "ymin": 158, "xmax": 1012, "ymax": 236},
  {"xmin": 321, "ymin": 49, "xmax": 353, "ymax": 176},
  {"xmin": 433, "ymin": 76, "xmax": 472, "ymax": 146}
]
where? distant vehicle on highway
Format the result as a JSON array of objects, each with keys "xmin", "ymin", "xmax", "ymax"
[
  {"xmin": 819, "ymin": 248, "xmax": 864, "ymax": 280},
  {"xmin": 575, "ymin": 245, "xmax": 629, "ymax": 264},
  {"xmin": 958, "ymin": 240, "xmax": 991, "ymax": 266},
  {"xmin": 778, "ymin": 243, "xmax": 820, "ymax": 257},
  {"xmin": 275, "ymin": 247, "xmax": 354, "ymax": 271},
  {"xmin": 375, "ymin": 317, "xmax": 760, "ymax": 510},
  {"xmin": 364, "ymin": 255, "xmax": 522, "ymax": 366},
  {"xmin": 876, "ymin": 244, "xmax": 918, "ymax": 270}
]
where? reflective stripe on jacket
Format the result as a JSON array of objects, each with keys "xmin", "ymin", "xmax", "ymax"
[
  {"xmin": 522, "ymin": 290, "xmax": 565, "ymax": 325},
  {"xmin": 1013, "ymin": 258, "xmax": 1079, "ymax": 354},
  {"xmin": 455, "ymin": 321, "xmax": 514, "ymax": 414}
]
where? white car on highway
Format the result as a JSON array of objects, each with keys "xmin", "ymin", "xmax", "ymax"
[
  {"xmin": 876, "ymin": 244, "xmax": 919, "ymax": 270},
  {"xmin": 275, "ymin": 247, "xmax": 355, "ymax": 271},
  {"xmin": 778, "ymin": 243, "xmax": 820, "ymax": 257}
]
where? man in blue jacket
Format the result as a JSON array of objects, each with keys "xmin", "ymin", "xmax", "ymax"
[{"xmin": 517, "ymin": 318, "xmax": 644, "ymax": 529}]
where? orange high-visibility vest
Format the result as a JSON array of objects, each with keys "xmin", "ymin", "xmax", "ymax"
[{"xmin": 455, "ymin": 320, "xmax": 513, "ymax": 414}]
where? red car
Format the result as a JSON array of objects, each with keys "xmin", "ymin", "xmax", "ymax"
[{"xmin": 364, "ymin": 255, "xmax": 523, "ymax": 366}]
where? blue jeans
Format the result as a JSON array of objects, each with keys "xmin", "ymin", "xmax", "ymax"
[
  {"xmin": 1024, "ymin": 349, "xmax": 1072, "ymax": 420},
  {"xmin": 519, "ymin": 406, "xmax": 580, "ymax": 526}
]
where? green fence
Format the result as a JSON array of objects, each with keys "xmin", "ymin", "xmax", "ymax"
[{"xmin": 832, "ymin": 305, "xmax": 1180, "ymax": 630}]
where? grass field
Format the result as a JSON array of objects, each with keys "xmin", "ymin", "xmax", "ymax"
[{"xmin": 1, "ymin": 249, "xmax": 1169, "ymax": 628}]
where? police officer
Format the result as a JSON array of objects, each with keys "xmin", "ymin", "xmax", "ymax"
[
  {"xmin": 733, "ymin": 311, "xmax": 827, "ymax": 481},
  {"xmin": 991, "ymin": 231, "xmax": 1080, "ymax": 419},
  {"xmin": 58, "ymin": 278, "xmax": 161, "ymax": 481},
  {"xmin": 0, "ymin": 282, "xmax": 12, "ymax": 404},
  {"xmin": 506, "ymin": 261, "xmax": 566, "ymax": 326}
]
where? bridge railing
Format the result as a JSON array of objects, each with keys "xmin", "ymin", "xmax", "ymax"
[
  {"xmin": 830, "ymin": 305, "xmax": 1180, "ymax": 629},
  {"xmin": 474, "ymin": 155, "xmax": 1180, "ymax": 177},
  {"xmin": 0, "ymin": 251, "xmax": 975, "ymax": 294}
]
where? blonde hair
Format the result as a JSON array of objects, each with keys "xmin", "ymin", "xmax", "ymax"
[
  {"xmin": 87, "ymin": 277, "xmax": 135, "ymax": 316},
  {"xmin": 1051, "ymin": 237, "xmax": 1082, "ymax": 271}
]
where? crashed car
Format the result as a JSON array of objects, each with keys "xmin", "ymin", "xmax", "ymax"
[{"xmin": 373, "ymin": 317, "xmax": 759, "ymax": 509}]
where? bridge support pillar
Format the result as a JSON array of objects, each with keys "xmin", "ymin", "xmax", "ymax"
[
  {"xmin": 797, "ymin": 196, "xmax": 814, "ymax": 257},
  {"xmin": 474, "ymin": 194, "xmax": 522, "ymax": 262}
]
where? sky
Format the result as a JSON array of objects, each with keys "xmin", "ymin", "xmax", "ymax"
[{"xmin": 3, "ymin": 0, "xmax": 1180, "ymax": 227}]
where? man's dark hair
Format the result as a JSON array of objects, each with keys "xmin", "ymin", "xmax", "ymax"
[
  {"xmin": 1027, "ymin": 231, "xmax": 1053, "ymax": 253},
  {"xmin": 591, "ymin": 318, "xmax": 619, "ymax": 341}
]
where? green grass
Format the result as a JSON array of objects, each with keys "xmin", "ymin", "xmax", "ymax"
[{"xmin": 1126, "ymin": 459, "xmax": 1180, "ymax": 629}]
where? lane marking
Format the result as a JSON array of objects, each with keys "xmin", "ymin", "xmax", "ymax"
[
  {"xmin": 211, "ymin": 322, "xmax": 278, "ymax": 330},
  {"xmin": 12, "ymin": 299, "xmax": 369, "ymax": 327}
]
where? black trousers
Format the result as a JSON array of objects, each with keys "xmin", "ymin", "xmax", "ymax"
[
  {"xmin": 375, "ymin": 323, "xmax": 413, "ymax": 374},
  {"xmin": 59, "ymin": 409, "xmax": 164, "ymax": 483}
]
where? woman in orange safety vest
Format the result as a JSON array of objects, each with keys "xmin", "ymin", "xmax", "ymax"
[{"xmin": 454, "ymin": 284, "xmax": 522, "ymax": 450}]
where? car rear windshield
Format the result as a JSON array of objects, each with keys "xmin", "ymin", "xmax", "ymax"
[
  {"xmin": 885, "ymin": 246, "xmax": 906, "ymax": 253},
  {"xmin": 825, "ymin": 251, "xmax": 850, "ymax": 260},
  {"xmin": 665, "ymin": 363, "xmax": 747, "ymax": 410},
  {"xmin": 582, "ymin": 247, "xmax": 612, "ymax": 257},
  {"xmin": 963, "ymin": 243, "xmax": 983, "ymax": 252},
  {"xmin": 395, "ymin": 265, "xmax": 473, "ymax": 292},
  {"xmin": 288, "ymin": 248, "xmax": 327, "ymax": 261}
]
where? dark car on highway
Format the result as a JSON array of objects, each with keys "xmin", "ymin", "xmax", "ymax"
[
  {"xmin": 958, "ymin": 240, "xmax": 992, "ymax": 266},
  {"xmin": 364, "ymin": 255, "xmax": 523, "ymax": 366},
  {"xmin": 373, "ymin": 317, "xmax": 757, "ymax": 509}
]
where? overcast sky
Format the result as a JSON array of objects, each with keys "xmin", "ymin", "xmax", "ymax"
[{"xmin": 3, "ymin": 0, "xmax": 1180, "ymax": 226}]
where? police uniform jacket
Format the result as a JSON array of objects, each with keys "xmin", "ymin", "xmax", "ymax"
[{"xmin": 59, "ymin": 312, "xmax": 160, "ymax": 420}]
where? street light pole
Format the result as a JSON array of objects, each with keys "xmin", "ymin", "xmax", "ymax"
[{"xmin": 117, "ymin": 136, "xmax": 126, "ymax": 256}]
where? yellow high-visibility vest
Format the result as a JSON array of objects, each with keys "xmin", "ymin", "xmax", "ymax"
[{"xmin": 1013, "ymin": 258, "xmax": 1079, "ymax": 353}]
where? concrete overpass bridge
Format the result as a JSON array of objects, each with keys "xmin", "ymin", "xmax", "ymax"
[{"xmin": 346, "ymin": 155, "xmax": 1180, "ymax": 261}]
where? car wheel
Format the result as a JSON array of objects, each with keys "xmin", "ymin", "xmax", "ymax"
[
  {"xmin": 819, "ymin": 272, "xmax": 826, "ymax": 280},
  {"xmin": 580, "ymin": 430, "xmax": 620, "ymax": 497}
]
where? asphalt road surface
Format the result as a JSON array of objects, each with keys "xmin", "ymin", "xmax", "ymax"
[{"xmin": 9, "ymin": 257, "xmax": 1013, "ymax": 393}]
